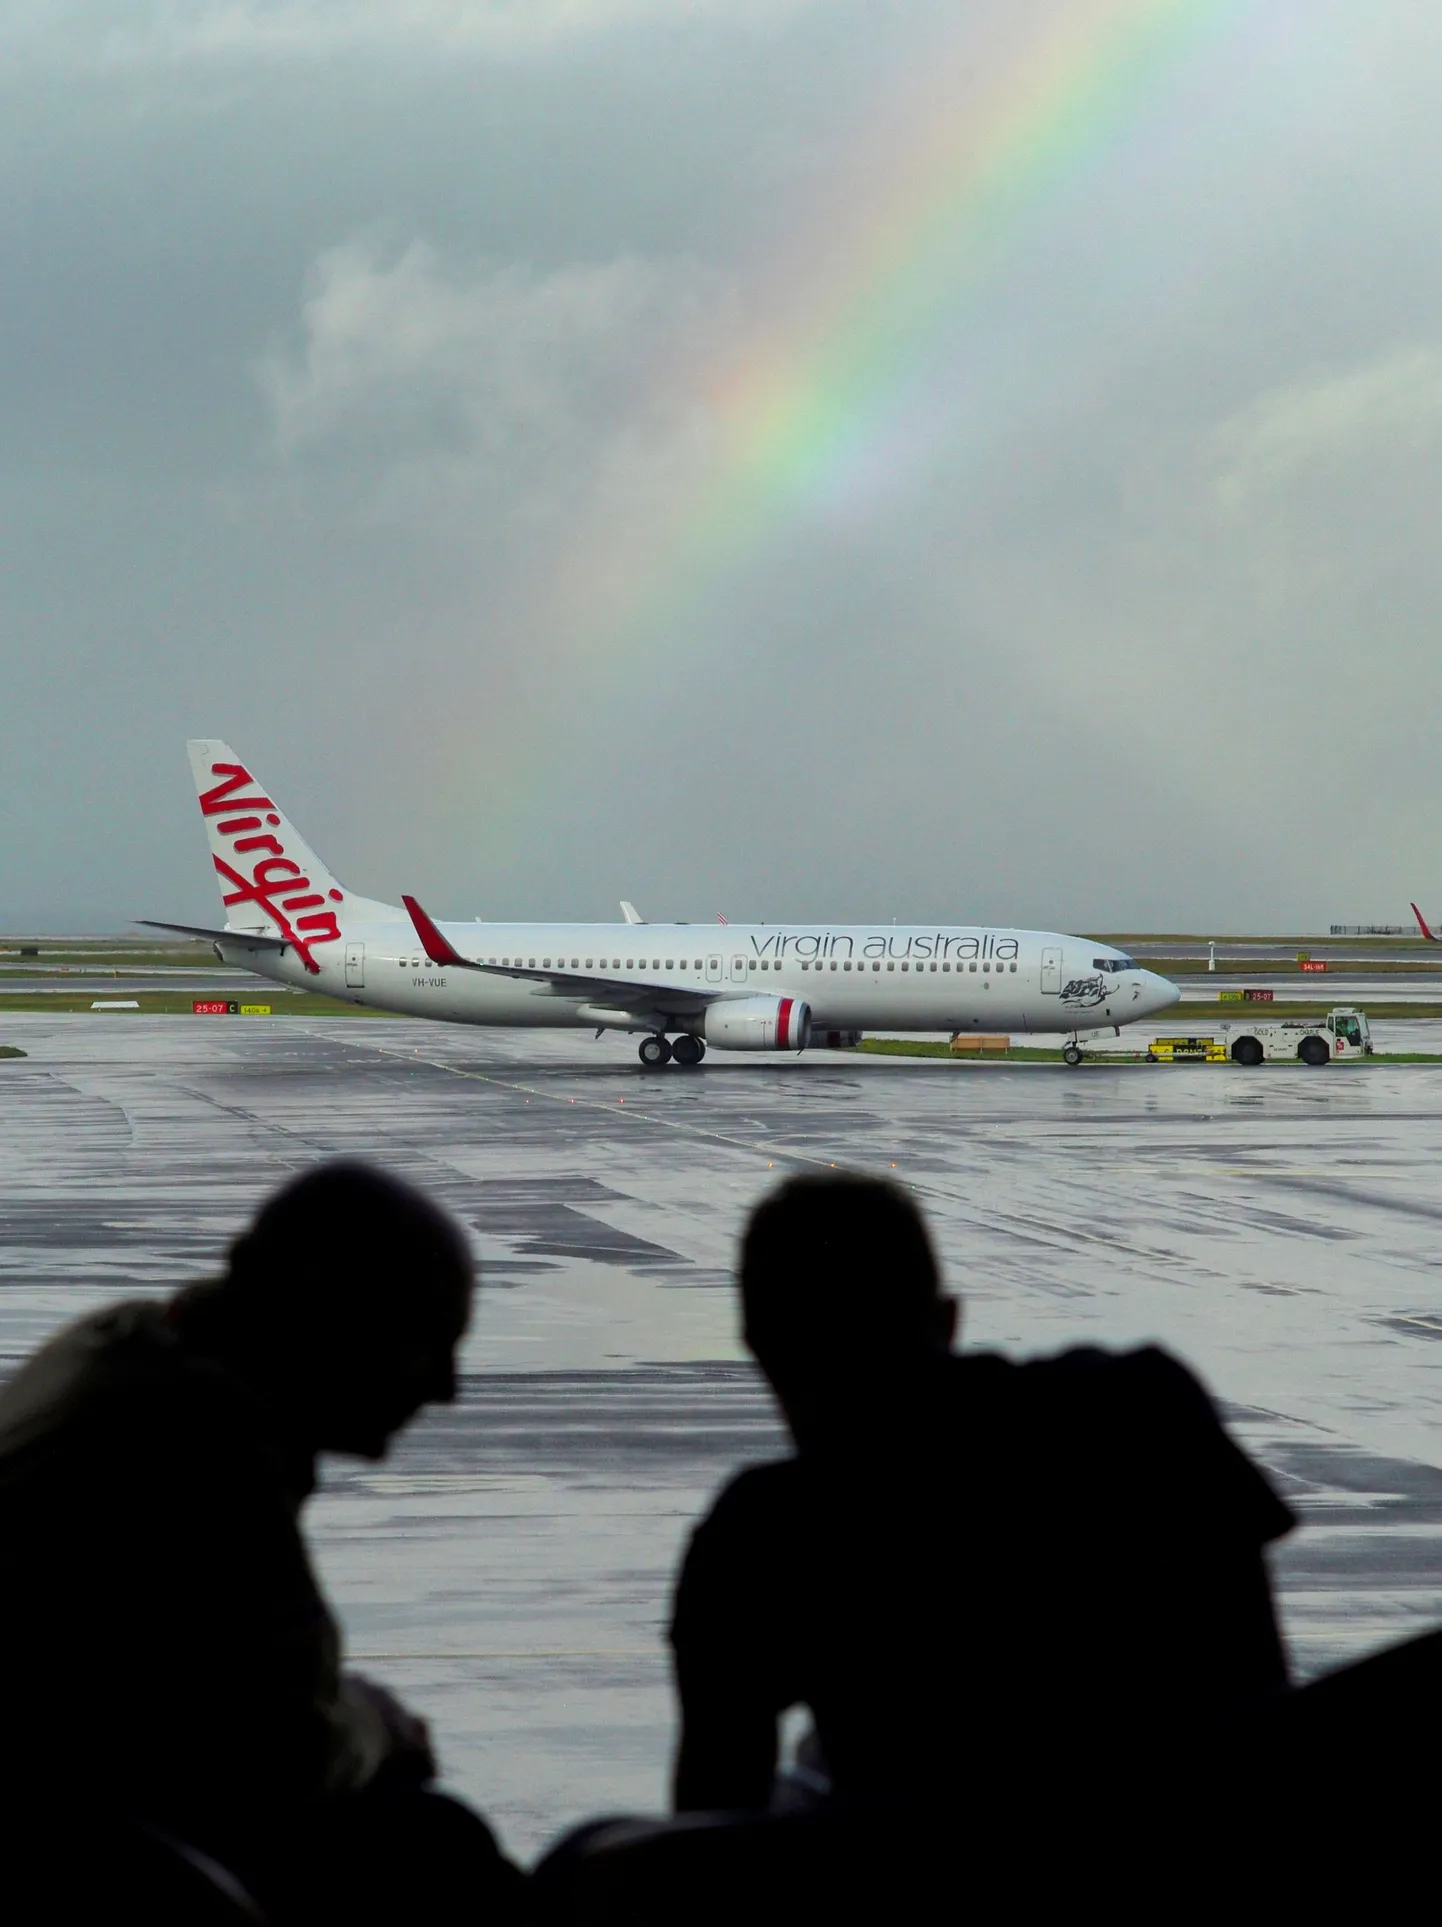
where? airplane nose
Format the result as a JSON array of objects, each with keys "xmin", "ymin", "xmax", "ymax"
[{"xmin": 1144, "ymin": 970, "xmax": 1181, "ymax": 1011}]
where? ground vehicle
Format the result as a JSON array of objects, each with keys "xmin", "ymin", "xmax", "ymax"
[
  {"xmin": 1147, "ymin": 1007, "xmax": 1372, "ymax": 1067},
  {"xmin": 1145, "ymin": 1036, "xmax": 1228, "ymax": 1062}
]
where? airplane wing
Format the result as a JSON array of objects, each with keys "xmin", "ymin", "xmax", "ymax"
[
  {"xmin": 138, "ymin": 918, "xmax": 287, "ymax": 952},
  {"xmin": 401, "ymin": 896, "xmax": 726, "ymax": 1012}
]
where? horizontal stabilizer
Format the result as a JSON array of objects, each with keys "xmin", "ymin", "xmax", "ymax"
[{"xmin": 137, "ymin": 919, "xmax": 286, "ymax": 951}]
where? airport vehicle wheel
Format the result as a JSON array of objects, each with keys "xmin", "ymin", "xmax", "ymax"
[
  {"xmin": 671, "ymin": 1035, "xmax": 705, "ymax": 1067},
  {"xmin": 1062, "ymin": 1044, "xmax": 1083, "ymax": 1067},
  {"xmin": 639, "ymin": 1034, "xmax": 673, "ymax": 1068},
  {"xmin": 1298, "ymin": 1036, "xmax": 1330, "ymax": 1067},
  {"xmin": 1231, "ymin": 1037, "xmax": 1264, "ymax": 1067}
]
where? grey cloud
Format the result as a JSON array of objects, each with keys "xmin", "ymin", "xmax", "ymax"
[
  {"xmin": 256, "ymin": 238, "xmax": 730, "ymax": 502},
  {"xmin": 1210, "ymin": 345, "xmax": 1442, "ymax": 516},
  {"xmin": 0, "ymin": 0, "xmax": 821, "ymax": 68},
  {"xmin": 6, "ymin": 2, "xmax": 1442, "ymax": 932}
]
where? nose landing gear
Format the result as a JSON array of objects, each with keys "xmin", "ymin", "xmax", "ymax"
[{"xmin": 1062, "ymin": 1042, "xmax": 1084, "ymax": 1067}]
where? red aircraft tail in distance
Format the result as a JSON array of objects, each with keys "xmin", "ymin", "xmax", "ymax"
[{"xmin": 1411, "ymin": 903, "xmax": 1438, "ymax": 942}]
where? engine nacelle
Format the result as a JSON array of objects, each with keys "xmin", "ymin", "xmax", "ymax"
[{"xmin": 702, "ymin": 995, "xmax": 811, "ymax": 1052}]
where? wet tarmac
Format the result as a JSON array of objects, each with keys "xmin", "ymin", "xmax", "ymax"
[
  {"xmin": 4, "ymin": 1013, "xmax": 1442, "ymax": 1853},
  {"xmin": 1125, "ymin": 942, "xmax": 1436, "ymax": 962}
]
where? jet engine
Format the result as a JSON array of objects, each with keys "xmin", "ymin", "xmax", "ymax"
[{"xmin": 702, "ymin": 994, "xmax": 811, "ymax": 1052}]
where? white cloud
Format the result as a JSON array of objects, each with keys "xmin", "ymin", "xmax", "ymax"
[
  {"xmin": 1210, "ymin": 345, "xmax": 1442, "ymax": 514},
  {"xmin": 254, "ymin": 237, "xmax": 731, "ymax": 529}
]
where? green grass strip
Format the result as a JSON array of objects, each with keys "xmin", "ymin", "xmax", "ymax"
[{"xmin": 0, "ymin": 992, "xmax": 391, "ymax": 1017}]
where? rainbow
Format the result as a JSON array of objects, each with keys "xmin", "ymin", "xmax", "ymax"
[
  {"xmin": 478, "ymin": 0, "xmax": 1248, "ymax": 818},
  {"xmin": 702, "ymin": 0, "xmax": 1244, "ymax": 520}
]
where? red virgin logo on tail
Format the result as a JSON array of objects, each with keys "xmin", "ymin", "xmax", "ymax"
[{"xmin": 199, "ymin": 762, "xmax": 343, "ymax": 975}]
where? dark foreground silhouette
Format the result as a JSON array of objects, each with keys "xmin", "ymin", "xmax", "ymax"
[
  {"xmin": 533, "ymin": 1175, "xmax": 1313, "ymax": 1919},
  {"xmin": 7, "ymin": 1161, "xmax": 1439, "ymax": 1917},
  {"xmin": 0, "ymin": 1162, "xmax": 522, "ymax": 1924},
  {"xmin": 669, "ymin": 1173, "xmax": 1295, "ymax": 1817}
]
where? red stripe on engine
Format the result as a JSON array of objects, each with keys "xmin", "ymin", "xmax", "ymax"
[{"xmin": 778, "ymin": 997, "xmax": 792, "ymax": 1049}]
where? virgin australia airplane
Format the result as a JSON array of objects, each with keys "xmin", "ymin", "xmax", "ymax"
[{"xmin": 145, "ymin": 741, "xmax": 1179, "ymax": 1068}]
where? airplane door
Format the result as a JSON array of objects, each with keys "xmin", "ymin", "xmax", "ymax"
[
  {"xmin": 730, "ymin": 955, "xmax": 747, "ymax": 983},
  {"xmin": 1040, "ymin": 946, "xmax": 1061, "ymax": 994},
  {"xmin": 345, "ymin": 942, "xmax": 365, "ymax": 988},
  {"xmin": 706, "ymin": 955, "xmax": 722, "ymax": 983}
]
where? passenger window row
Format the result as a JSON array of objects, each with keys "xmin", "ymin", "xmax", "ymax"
[
  {"xmin": 487, "ymin": 957, "xmax": 714, "ymax": 973},
  {"xmin": 773, "ymin": 960, "xmax": 1020, "ymax": 973},
  {"xmin": 466, "ymin": 955, "xmax": 1019, "ymax": 976}
]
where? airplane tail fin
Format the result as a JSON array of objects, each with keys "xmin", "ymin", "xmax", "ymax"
[
  {"xmin": 1412, "ymin": 902, "xmax": 1437, "ymax": 942},
  {"xmin": 185, "ymin": 740, "xmax": 390, "ymax": 972}
]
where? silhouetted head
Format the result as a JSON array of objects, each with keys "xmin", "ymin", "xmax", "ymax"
[
  {"xmin": 740, "ymin": 1174, "xmax": 956, "ymax": 1449},
  {"xmin": 196, "ymin": 1161, "xmax": 473, "ymax": 1458}
]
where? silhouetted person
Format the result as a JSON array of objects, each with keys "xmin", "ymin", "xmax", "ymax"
[
  {"xmin": 670, "ymin": 1175, "xmax": 1294, "ymax": 1831},
  {"xmin": 0, "ymin": 1161, "xmax": 521, "ymax": 1922}
]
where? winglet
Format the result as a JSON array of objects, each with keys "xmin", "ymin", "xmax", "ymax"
[
  {"xmin": 1413, "ymin": 902, "xmax": 1437, "ymax": 942},
  {"xmin": 620, "ymin": 901, "xmax": 644, "ymax": 925},
  {"xmin": 402, "ymin": 895, "xmax": 481, "ymax": 969}
]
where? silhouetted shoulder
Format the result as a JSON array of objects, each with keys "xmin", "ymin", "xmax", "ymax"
[
  {"xmin": 671, "ymin": 1460, "xmax": 805, "ymax": 1672},
  {"xmin": 1003, "ymin": 1343, "xmax": 1294, "ymax": 1546},
  {"xmin": 0, "ymin": 1299, "xmax": 255, "ymax": 1456},
  {"xmin": 700, "ymin": 1457, "xmax": 802, "ymax": 1521},
  {"xmin": 675, "ymin": 1460, "xmax": 801, "ymax": 1598}
]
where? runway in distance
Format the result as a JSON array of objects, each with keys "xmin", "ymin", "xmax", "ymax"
[{"xmin": 146, "ymin": 741, "xmax": 1181, "ymax": 1067}]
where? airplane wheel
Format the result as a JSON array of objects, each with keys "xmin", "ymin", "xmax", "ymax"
[
  {"xmin": 671, "ymin": 1035, "xmax": 705, "ymax": 1067},
  {"xmin": 1062, "ymin": 1044, "xmax": 1083, "ymax": 1067},
  {"xmin": 639, "ymin": 1034, "xmax": 672, "ymax": 1068}
]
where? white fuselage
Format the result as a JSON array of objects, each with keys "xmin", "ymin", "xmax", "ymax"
[
  {"xmin": 168, "ymin": 741, "xmax": 1180, "ymax": 1050},
  {"xmin": 221, "ymin": 914, "xmax": 1180, "ymax": 1038}
]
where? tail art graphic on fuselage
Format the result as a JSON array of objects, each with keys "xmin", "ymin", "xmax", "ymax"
[
  {"xmin": 146, "ymin": 741, "xmax": 1181, "ymax": 1067},
  {"xmin": 1059, "ymin": 975, "xmax": 1109, "ymax": 1009}
]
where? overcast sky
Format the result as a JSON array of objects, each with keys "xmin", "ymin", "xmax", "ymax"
[{"xmin": 4, "ymin": 0, "xmax": 1441, "ymax": 933}]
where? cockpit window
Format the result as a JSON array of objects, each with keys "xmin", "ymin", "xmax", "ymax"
[{"xmin": 1092, "ymin": 956, "xmax": 1138, "ymax": 973}]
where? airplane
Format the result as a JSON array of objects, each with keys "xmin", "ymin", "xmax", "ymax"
[
  {"xmin": 1412, "ymin": 904, "xmax": 1439, "ymax": 942},
  {"xmin": 144, "ymin": 741, "xmax": 1181, "ymax": 1068}
]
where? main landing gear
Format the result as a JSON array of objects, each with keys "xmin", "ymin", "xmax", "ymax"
[
  {"xmin": 1062, "ymin": 1042, "xmax": 1084, "ymax": 1068},
  {"xmin": 639, "ymin": 1033, "xmax": 706, "ymax": 1069}
]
